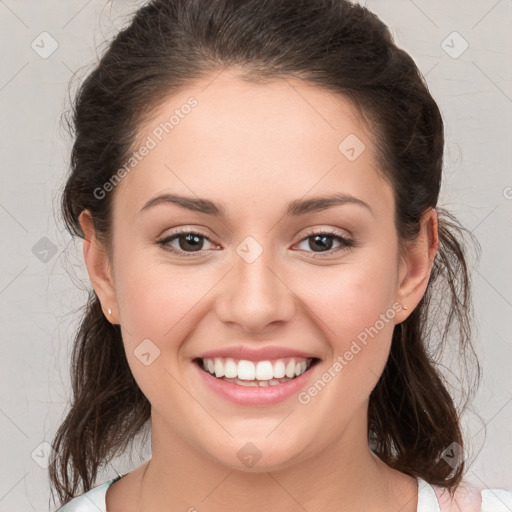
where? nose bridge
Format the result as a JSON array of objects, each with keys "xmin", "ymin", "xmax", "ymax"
[{"xmin": 217, "ymin": 234, "xmax": 295, "ymax": 331}]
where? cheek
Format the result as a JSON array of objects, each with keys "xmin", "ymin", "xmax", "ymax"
[
  {"xmin": 303, "ymin": 257, "xmax": 399, "ymax": 341},
  {"xmin": 113, "ymin": 248, "xmax": 219, "ymax": 366},
  {"xmin": 116, "ymin": 262, "xmax": 206, "ymax": 336},
  {"xmin": 114, "ymin": 259, "xmax": 212, "ymax": 402},
  {"xmin": 298, "ymin": 254, "xmax": 399, "ymax": 395}
]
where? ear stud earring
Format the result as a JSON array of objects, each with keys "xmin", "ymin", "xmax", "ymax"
[{"xmin": 108, "ymin": 308, "xmax": 112, "ymax": 315}]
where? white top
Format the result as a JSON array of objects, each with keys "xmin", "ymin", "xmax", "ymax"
[{"xmin": 56, "ymin": 475, "xmax": 512, "ymax": 512}]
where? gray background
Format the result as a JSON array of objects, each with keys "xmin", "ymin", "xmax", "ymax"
[{"xmin": 0, "ymin": 0, "xmax": 511, "ymax": 509}]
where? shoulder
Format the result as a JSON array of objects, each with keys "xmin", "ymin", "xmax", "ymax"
[
  {"xmin": 432, "ymin": 480, "xmax": 512, "ymax": 512},
  {"xmin": 55, "ymin": 477, "xmax": 121, "ymax": 512}
]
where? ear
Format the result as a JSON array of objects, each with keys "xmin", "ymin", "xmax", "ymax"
[
  {"xmin": 394, "ymin": 208, "xmax": 439, "ymax": 324},
  {"xmin": 78, "ymin": 210, "xmax": 119, "ymax": 324}
]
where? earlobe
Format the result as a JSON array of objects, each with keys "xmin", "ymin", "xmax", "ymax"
[
  {"xmin": 78, "ymin": 210, "xmax": 119, "ymax": 323},
  {"xmin": 395, "ymin": 208, "xmax": 439, "ymax": 323}
]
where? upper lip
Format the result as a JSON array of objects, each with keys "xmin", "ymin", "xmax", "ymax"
[{"xmin": 196, "ymin": 346, "xmax": 320, "ymax": 362}]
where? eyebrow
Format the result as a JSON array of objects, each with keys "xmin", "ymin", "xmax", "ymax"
[{"xmin": 138, "ymin": 192, "xmax": 373, "ymax": 217}]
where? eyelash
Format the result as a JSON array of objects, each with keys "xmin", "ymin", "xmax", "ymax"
[{"xmin": 157, "ymin": 227, "xmax": 355, "ymax": 258}]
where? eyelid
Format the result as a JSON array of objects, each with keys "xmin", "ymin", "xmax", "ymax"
[
  {"xmin": 299, "ymin": 225, "xmax": 352, "ymax": 240},
  {"xmin": 158, "ymin": 226, "xmax": 218, "ymax": 245}
]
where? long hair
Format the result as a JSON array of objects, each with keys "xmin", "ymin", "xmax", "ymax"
[{"xmin": 49, "ymin": 0, "xmax": 480, "ymax": 506}]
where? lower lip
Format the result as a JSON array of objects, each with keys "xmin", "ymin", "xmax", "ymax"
[{"xmin": 194, "ymin": 360, "xmax": 318, "ymax": 406}]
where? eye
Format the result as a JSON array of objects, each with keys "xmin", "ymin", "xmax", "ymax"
[
  {"xmin": 294, "ymin": 229, "xmax": 354, "ymax": 256},
  {"xmin": 157, "ymin": 227, "xmax": 355, "ymax": 258},
  {"xmin": 157, "ymin": 228, "xmax": 217, "ymax": 257}
]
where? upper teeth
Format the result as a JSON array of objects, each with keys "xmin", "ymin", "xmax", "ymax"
[{"xmin": 201, "ymin": 357, "xmax": 313, "ymax": 380}]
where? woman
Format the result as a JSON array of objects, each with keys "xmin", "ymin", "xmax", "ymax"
[{"xmin": 49, "ymin": 0, "xmax": 512, "ymax": 510}]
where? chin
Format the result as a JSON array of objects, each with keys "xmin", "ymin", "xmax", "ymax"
[{"xmin": 202, "ymin": 434, "xmax": 312, "ymax": 474}]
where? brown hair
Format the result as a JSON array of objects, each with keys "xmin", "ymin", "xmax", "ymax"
[{"xmin": 49, "ymin": 0, "xmax": 480, "ymax": 506}]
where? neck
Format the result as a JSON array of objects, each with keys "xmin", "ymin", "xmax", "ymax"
[{"xmin": 135, "ymin": 409, "xmax": 418, "ymax": 512}]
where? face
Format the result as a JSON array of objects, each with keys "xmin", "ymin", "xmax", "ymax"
[{"xmin": 86, "ymin": 70, "xmax": 421, "ymax": 472}]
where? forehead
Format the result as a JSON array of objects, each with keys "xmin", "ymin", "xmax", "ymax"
[{"xmin": 112, "ymin": 70, "xmax": 393, "ymax": 221}]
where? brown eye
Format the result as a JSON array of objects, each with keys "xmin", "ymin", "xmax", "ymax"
[
  {"xmin": 173, "ymin": 233, "xmax": 205, "ymax": 252},
  {"xmin": 295, "ymin": 230, "xmax": 354, "ymax": 256},
  {"xmin": 157, "ymin": 229, "xmax": 217, "ymax": 256}
]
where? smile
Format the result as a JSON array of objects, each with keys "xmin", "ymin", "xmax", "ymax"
[
  {"xmin": 193, "ymin": 355, "xmax": 320, "ymax": 405},
  {"xmin": 196, "ymin": 356, "xmax": 317, "ymax": 386}
]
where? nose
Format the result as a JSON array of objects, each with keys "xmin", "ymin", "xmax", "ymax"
[{"xmin": 215, "ymin": 240, "xmax": 296, "ymax": 333}]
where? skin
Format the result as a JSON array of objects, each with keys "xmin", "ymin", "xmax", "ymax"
[{"xmin": 80, "ymin": 69, "xmax": 438, "ymax": 512}]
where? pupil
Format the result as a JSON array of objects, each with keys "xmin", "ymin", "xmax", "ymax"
[
  {"xmin": 311, "ymin": 234, "xmax": 332, "ymax": 252},
  {"xmin": 180, "ymin": 234, "xmax": 202, "ymax": 251}
]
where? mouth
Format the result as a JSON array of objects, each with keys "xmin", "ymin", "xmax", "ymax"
[{"xmin": 193, "ymin": 356, "xmax": 321, "ymax": 387}]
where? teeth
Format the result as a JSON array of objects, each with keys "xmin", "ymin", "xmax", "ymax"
[
  {"xmin": 255, "ymin": 361, "xmax": 273, "ymax": 380},
  {"xmin": 285, "ymin": 360, "xmax": 296, "ymax": 378},
  {"xmin": 238, "ymin": 360, "xmax": 255, "ymax": 380},
  {"xmin": 222, "ymin": 376, "xmax": 294, "ymax": 387},
  {"xmin": 200, "ymin": 356, "xmax": 314, "ymax": 382},
  {"xmin": 214, "ymin": 359, "xmax": 224, "ymax": 378},
  {"xmin": 273, "ymin": 360, "xmax": 285, "ymax": 378},
  {"xmin": 224, "ymin": 358, "xmax": 237, "ymax": 378}
]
